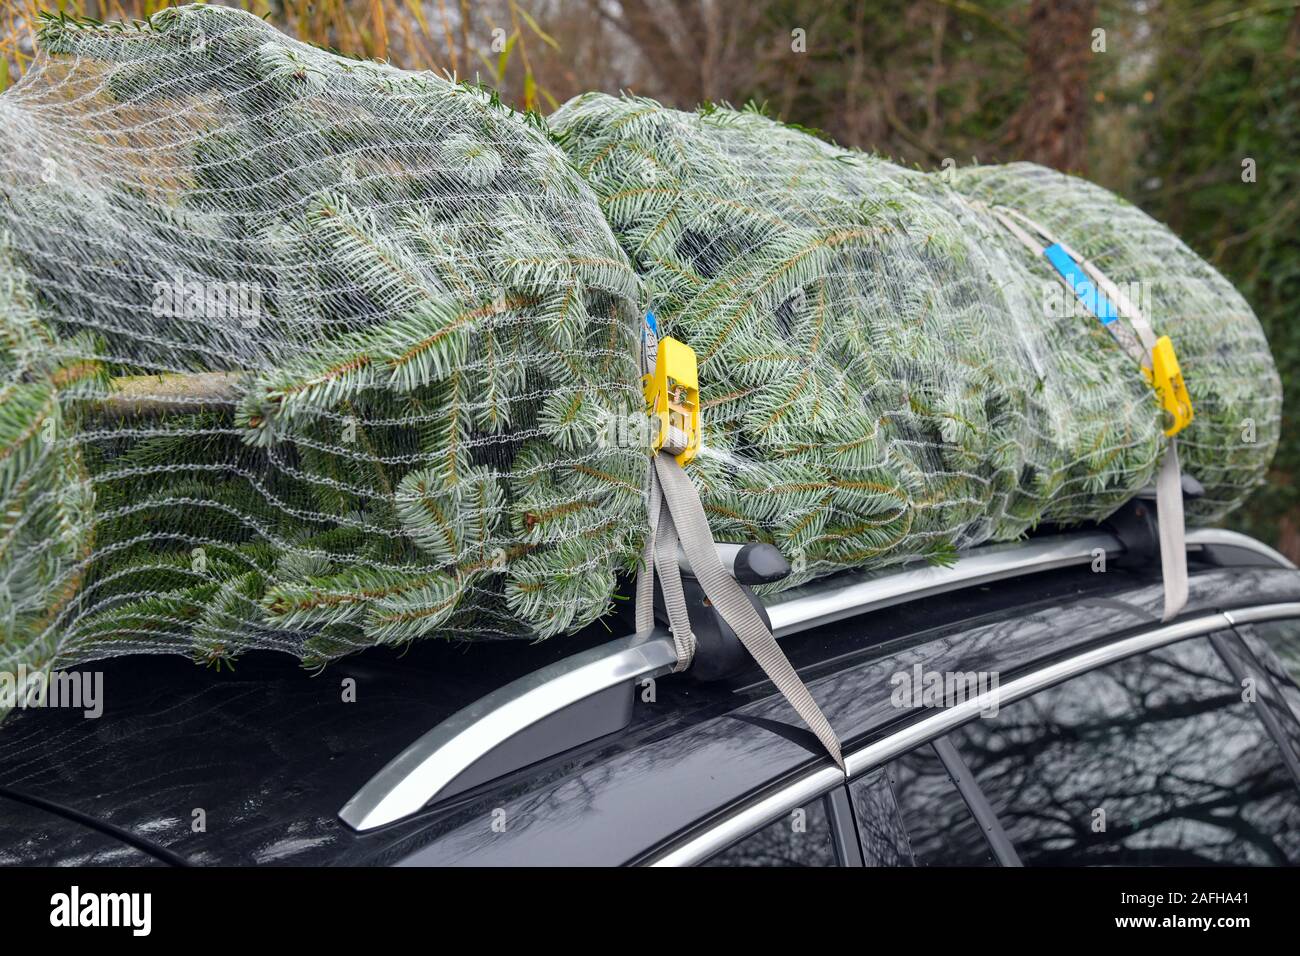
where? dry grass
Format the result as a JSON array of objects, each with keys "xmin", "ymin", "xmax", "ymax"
[{"xmin": 0, "ymin": 0, "xmax": 556, "ymax": 108}]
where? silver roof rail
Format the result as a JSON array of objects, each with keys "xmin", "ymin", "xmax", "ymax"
[
  {"xmin": 767, "ymin": 531, "xmax": 1117, "ymax": 639},
  {"xmin": 338, "ymin": 527, "xmax": 1292, "ymax": 831},
  {"xmin": 1183, "ymin": 526, "xmax": 1295, "ymax": 571}
]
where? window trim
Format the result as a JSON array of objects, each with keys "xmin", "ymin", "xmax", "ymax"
[
  {"xmin": 931, "ymin": 735, "xmax": 1022, "ymax": 866},
  {"xmin": 825, "ymin": 786, "xmax": 864, "ymax": 866},
  {"xmin": 1210, "ymin": 630, "xmax": 1300, "ymax": 791},
  {"xmin": 648, "ymin": 602, "xmax": 1300, "ymax": 866}
]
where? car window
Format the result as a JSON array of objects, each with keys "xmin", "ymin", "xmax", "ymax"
[
  {"xmin": 847, "ymin": 767, "xmax": 915, "ymax": 866},
  {"xmin": 949, "ymin": 634, "xmax": 1300, "ymax": 865},
  {"xmin": 885, "ymin": 744, "xmax": 997, "ymax": 866},
  {"xmin": 1238, "ymin": 619, "xmax": 1300, "ymax": 723},
  {"xmin": 1212, "ymin": 629, "xmax": 1300, "ymax": 779},
  {"xmin": 702, "ymin": 796, "xmax": 838, "ymax": 867}
]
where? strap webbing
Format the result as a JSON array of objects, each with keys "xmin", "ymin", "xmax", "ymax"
[
  {"xmin": 635, "ymin": 321, "xmax": 845, "ymax": 771},
  {"xmin": 984, "ymin": 202, "xmax": 1189, "ymax": 621},
  {"xmin": 1154, "ymin": 443, "xmax": 1189, "ymax": 618},
  {"xmin": 645, "ymin": 450, "xmax": 845, "ymax": 771},
  {"xmin": 637, "ymin": 462, "xmax": 696, "ymax": 669}
]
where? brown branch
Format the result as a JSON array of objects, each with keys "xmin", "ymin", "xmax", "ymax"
[{"xmin": 93, "ymin": 371, "xmax": 243, "ymax": 419}]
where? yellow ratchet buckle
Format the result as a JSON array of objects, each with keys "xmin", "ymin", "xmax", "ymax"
[
  {"xmin": 644, "ymin": 336, "xmax": 700, "ymax": 465},
  {"xmin": 1142, "ymin": 335, "xmax": 1194, "ymax": 437}
]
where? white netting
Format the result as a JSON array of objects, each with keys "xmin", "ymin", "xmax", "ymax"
[
  {"xmin": 552, "ymin": 93, "xmax": 1278, "ymax": 579},
  {"xmin": 0, "ymin": 8, "xmax": 1279, "ymax": 684},
  {"xmin": 949, "ymin": 161, "xmax": 1281, "ymax": 521},
  {"xmin": 1, "ymin": 6, "xmax": 648, "ymax": 676}
]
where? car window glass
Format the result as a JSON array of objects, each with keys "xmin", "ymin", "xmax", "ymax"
[
  {"xmin": 950, "ymin": 635, "xmax": 1300, "ymax": 865},
  {"xmin": 886, "ymin": 744, "xmax": 997, "ymax": 866},
  {"xmin": 1212, "ymin": 630, "xmax": 1300, "ymax": 777},
  {"xmin": 1239, "ymin": 619, "xmax": 1300, "ymax": 723},
  {"xmin": 848, "ymin": 767, "xmax": 915, "ymax": 866},
  {"xmin": 703, "ymin": 796, "xmax": 837, "ymax": 867}
]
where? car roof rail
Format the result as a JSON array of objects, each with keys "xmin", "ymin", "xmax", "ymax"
[
  {"xmin": 338, "ymin": 527, "xmax": 1292, "ymax": 831},
  {"xmin": 1184, "ymin": 527, "xmax": 1295, "ymax": 572}
]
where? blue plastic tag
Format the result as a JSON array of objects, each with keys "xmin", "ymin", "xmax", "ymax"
[
  {"xmin": 1043, "ymin": 243, "xmax": 1118, "ymax": 325},
  {"xmin": 642, "ymin": 308, "xmax": 659, "ymax": 372}
]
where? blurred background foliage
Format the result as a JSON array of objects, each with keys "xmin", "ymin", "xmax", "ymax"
[{"xmin": 2, "ymin": 0, "xmax": 1296, "ymax": 557}]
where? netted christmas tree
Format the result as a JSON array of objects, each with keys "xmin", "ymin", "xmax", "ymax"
[
  {"xmin": 949, "ymin": 161, "xmax": 1280, "ymax": 522},
  {"xmin": 0, "ymin": 234, "xmax": 101, "ymax": 677},
  {"xmin": 552, "ymin": 95, "xmax": 1043, "ymax": 577},
  {"xmin": 0, "ymin": 4, "xmax": 648, "ymax": 682},
  {"xmin": 0, "ymin": 9, "xmax": 1280, "ymax": 694},
  {"xmin": 550, "ymin": 93, "xmax": 1277, "ymax": 582}
]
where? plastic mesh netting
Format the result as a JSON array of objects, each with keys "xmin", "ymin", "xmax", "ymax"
[
  {"xmin": 1, "ymin": 6, "xmax": 648, "ymax": 676},
  {"xmin": 0, "ymin": 8, "xmax": 1280, "ymax": 684},
  {"xmin": 551, "ymin": 93, "xmax": 1278, "ymax": 575},
  {"xmin": 949, "ymin": 161, "xmax": 1281, "ymax": 522}
]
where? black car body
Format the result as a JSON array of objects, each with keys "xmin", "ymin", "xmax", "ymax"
[{"xmin": 3, "ymin": 527, "xmax": 1300, "ymax": 866}]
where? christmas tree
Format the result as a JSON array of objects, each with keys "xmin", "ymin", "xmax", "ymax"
[
  {"xmin": 950, "ymin": 161, "xmax": 1280, "ymax": 522},
  {"xmin": 0, "ymin": 9, "xmax": 1279, "ymax": 697},
  {"xmin": 550, "ymin": 93, "xmax": 1276, "ymax": 580},
  {"xmin": 1, "ymin": 5, "xmax": 647, "ymax": 682}
]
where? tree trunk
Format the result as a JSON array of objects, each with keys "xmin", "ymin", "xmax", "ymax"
[{"xmin": 1007, "ymin": 0, "xmax": 1095, "ymax": 173}]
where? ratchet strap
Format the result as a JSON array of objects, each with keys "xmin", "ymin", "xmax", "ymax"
[
  {"xmin": 634, "ymin": 311, "xmax": 845, "ymax": 772},
  {"xmin": 984, "ymin": 204, "xmax": 1191, "ymax": 621}
]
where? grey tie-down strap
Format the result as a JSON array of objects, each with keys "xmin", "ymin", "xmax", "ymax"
[
  {"xmin": 635, "ymin": 445, "xmax": 846, "ymax": 773},
  {"xmin": 984, "ymin": 203, "xmax": 1189, "ymax": 621}
]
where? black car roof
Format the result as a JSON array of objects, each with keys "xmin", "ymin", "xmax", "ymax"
[{"xmin": 2, "ymin": 546, "xmax": 1298, "ymax": 866}]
